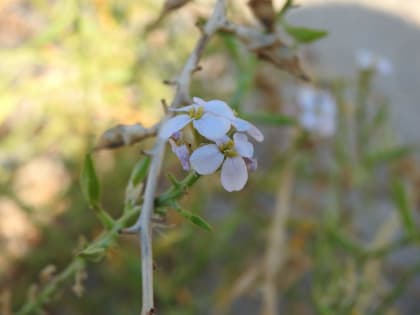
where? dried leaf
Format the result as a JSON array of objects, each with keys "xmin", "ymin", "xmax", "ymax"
[
  {"xmin": 256, "ymin": 41, "xmax": 309, "ymax": 80},
  {"xmin": 94, "ymin": 123, "xmax": 158, "ymax": 150},
  {"xmin": 248, "ymin": 0, "xmax": 276, "ymax": 32}
]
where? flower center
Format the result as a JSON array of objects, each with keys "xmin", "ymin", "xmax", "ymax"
[
  {"xmin": 188, "ymin": 106, "xmax": 204, "ymax": 120},
  {"xmin": 219, "ymin": 140, "xmax": 237, "ymax": 158}
]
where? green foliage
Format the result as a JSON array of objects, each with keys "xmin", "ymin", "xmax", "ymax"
[
  {"xmin": 283, "ymin": 23, "xmax": 328, "ymax": 43},
  {"xmin": 392, "ymin": 180, "xmax": 417, "ymax": 238},
  {"xmin": 241, "ymin": 112, "xmax": 296, "ymax": 126},
  {"xmin": 174, "ymin": 204, "xmax": 213, "ymax": 232},
  {"xmin": 80, "ymin": 154, "xmax": 100, "ymax": 208},
  {"xmin": 130, "ymin": 157, "xmax": 151, "ymax": 186}
]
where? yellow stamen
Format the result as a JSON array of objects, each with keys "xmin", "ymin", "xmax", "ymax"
[
  {"xmin": 219, "ymin": 140, "xmax": 237, "ymax": 157},
  {"xmin": 189, "ymin": 106, "xmax": 204, "ymax": 119}
]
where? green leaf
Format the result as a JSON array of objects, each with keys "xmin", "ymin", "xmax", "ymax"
[
  {"xmin": 80, "ymin": 154, "xmax": 100, "ymax": 207},
  {"xmin": 276, "ymin": 0, "xmax": 294, "ymax": 20},
  {"xmin": 241, "ymin": 112, "xmax": 296, "ymax": 126},
  {"xmin": 175, "ymin": 206, "xmax": 212, "ymax": 232},
  {"xmin": 131, "ymin": 156, "xmax": 151, "ymax": 186},
  {"xmin": 392, "ymin": 181, "xmax": 416, "ymax": 238},
  {"xmin": 79, "ymin": 246, "xmax": 106, "ymax": 263},
  {"xmin": 364, "ymin": 145, "xmax": 416, "ymax": 167},
  {"xmin": 283, "ymin": 23, "xmax": 328, "ymax": 43}
]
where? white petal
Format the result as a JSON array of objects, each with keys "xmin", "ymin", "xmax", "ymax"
[
  {"xmin": 298, "ymin": 87, "xmax": 317, "ymax": 111},
  {"xmin": 192, "ymin": 97, "xmax": 207, "ymax": 107},
  {"xmin": 377, "ymin": 58, "xmax": 393, "ymax": 75},
  {"xmin": 214, "ymin": 135, "xmax": 230, "ymax": 146},
  {"xmin": 159, "ymin": 115, "xmax": 191, "ymax": 139},
  {"xmin": 190, "ymin": 144, "xmax": 224, "ymax": 175},
  {"xmin": 170, "ymin": 104, "xmax": 198, "ymax": 112},
  {"xmin": 233, "ymin": 133, "xmax": 254, "ymax": 158},
  {"xmin": 193, "ymin": 113, "xmax": 231, "ymax": 140},
  {"xmin": 203, "ymin": 100, "xmax": 235, "ymax": 119},
  {"xmin": 221, "ymin": 157, "xmax": 248, "ymax": 192},
  {"xmin": 356, "ymin": 49, "xmax": 374, "ymax": 69},
  {"xmin": 232, "ymin": 117, "xmax": 264, "ymax": 142},
  {"xmin": 300, "ymin": 112, "xmax": 318, "ymax": 130}
]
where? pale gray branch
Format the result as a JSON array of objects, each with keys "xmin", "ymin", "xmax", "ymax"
[{"xmin": 124, "ymin": 1, "xmax": 228, "ymax": 314}]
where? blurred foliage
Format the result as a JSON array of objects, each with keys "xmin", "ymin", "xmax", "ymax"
[{"xmin": 0, "ymin": 1, "xmax": 419, "ymax": 315}]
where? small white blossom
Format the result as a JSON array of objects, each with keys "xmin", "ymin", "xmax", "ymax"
[
  {"xmin": 189, "ymin": 133, "xmax": 255, "ymax": 192},
  {"xmin": 159, "ymin": 97, "xmax": 233, "ymax": 141},
  {"xmin": 355, "ymin": 49, "xmax": 393, "ymax": 75},
  {"xmin": 297, "ymin": 87, "xmax": 336, "ymax": 137},
  {"xmin": 159, "ymin": 97, "xmax": 264, "ymax": 142}
]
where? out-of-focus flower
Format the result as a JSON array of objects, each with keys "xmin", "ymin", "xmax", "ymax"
[
  {"xmin": 190, "ymin": 133, "xmax": 255, "ymax": 192},
  {"xmin": 159, "ymin": 97, "xmax": 264, "ymax": 142},
  {"xmin": 168, "ymin": 131, "xmax": 190, "ymax": 171},
  {"xmin": 297, "ymin": 87, "xmax": 336, "ymax": 137},
  {"xmin": 355, "ymin": 49, "xmax": 393, "ymax": 75}
]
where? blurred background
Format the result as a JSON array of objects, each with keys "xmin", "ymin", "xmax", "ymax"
[{"xmin": 0, "ymin": 0, "xmax": 419, "ymax": 314}]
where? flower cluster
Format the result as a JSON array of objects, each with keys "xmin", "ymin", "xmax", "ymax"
[
  {"xmin": 297, "ymin": 86, "xmax": 337, "ymax": 137},
  {"xmin": 159, "ymin": 97, "xmax": 263, "ymax": 192},
  {"xmin": 355, "ymin": 49, "xmax": 393, "ymax": 75}
]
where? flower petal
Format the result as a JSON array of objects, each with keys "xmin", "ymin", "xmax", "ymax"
[
  {"xmin": 232, "ymin": 117, "xmax": 264, "ymax": 142},
  {"xmin": 192, "ymin": 97, "xmax": 207, "ymax": 107},
  {"xmin": 190, "ymin": 144, "xmax": 224, "ymax": 175},
  {"xmin": 193, "ymin": 113, "xmax": 231, "ymax": 140},
  {"xmin": 244, "ymin": 157, "xmax": 258, "ymax": 171},
  {"xmin": 170, "ymin": 104, "xmax": 198, "ymax": 112},
  {"xmin": 159, "ymin": 115, "xmax": 191, "ymax": 139},
  {"xmin": 203, "ymin": 100, "xmax": 235, "ymax": 119},
  {"xmin": 214, "ymin": 135, "xmax": 231, "ymax": 146},
  {"xmin": 169, "ymin": 139, "xmax": 190, "ymax": 171},
  {"xmin": 221, "ymin": 157, "xmax": 248, "ymax": 192},
  {"xmin": 233, "ymin": 133, "xmax": 254, "ymax": 158}
]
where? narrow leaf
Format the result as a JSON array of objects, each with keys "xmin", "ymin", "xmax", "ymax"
[
  {"xmin": 392, "ymin": 181, "xmax": 416, "ymax": 238},
  {"xmin": 175, "ymin": 206, "xmax": 212, "ymax": 232},
  {"xmin": 80, "ymin": 154, "xmax": 100, "ymax": 207},
  {"xmin": 364, "ymin": 145, "xmax": 416, "ymax": 167},
  {"xmin": 283, "ymin": 23, "xmax": 328, "ymax": 43},
  {"xmin": 131, "ymin": 156, "xmax": 151, "ymax": 186},
  {"xmin": 276, "ymin": 0, "xmax": 294, "ymax": 20},
  {"xmin": 79, "ymin": 246, "xmax": 106, "ymax": 262},
  {"xmin": 241, "ymin": 112, "xmax": 296, "ymax": 126}
]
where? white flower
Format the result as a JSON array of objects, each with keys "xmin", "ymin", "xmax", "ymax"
[
  {"xmin": 189, "ymin": 133, "xmax": 255, "ymax": 192},
  {"xmin": 159, "ymin": 97, "xmax": 233, "ymax": 141},
  {"xmin": 355, "ymin": 49, "xmax": 393, "ymax": 75},
  {"xmin": 297, "ymin": 87, "xmax": 336, "ymax": 137},
  {"xmin": 159, "ymin": 97, "xmax": 264, "ymax": 142}
]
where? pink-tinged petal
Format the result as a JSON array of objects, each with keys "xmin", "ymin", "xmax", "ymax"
[
  {"xmin": 170, "ymin": 104, "xmax": 198, "ymax": 112},
  {"xmin": 232, "ymin": 117, "xmax": 264, "ymax": 142},
  {"xmin": 233, "ymin": 133, "xmax": 254, "ymax": 158},
  {"xmin": 193, "ymin": 113, "xmax": 231, "ymax": 140},
  {"xmin": 221, "ymin": 157, "xmax": 248, "ymax": 192},
  {"xmin": 169, "ymin": 139, "xmax": 190, "ymax": 171},
  {"xmin": 170, "ymin": 131, "xmax": 182, "ymax": 141},
  {"xmin": 159, "ymin": 115, "xmax": 191, "ymax": 139},
  {"xmin": 203, "ymin": 100, "xmax": 235, "ymax": 119},
  {"xmin": 244, "ymin": 157, "xmax": 258, "ymax": 171},
  {"xmin": 193, "ymin": 97, "xmax": 207, "ymax": 107},
  {"xmin": 190, "ymin": 144, "xmax": 224, "ymax": 175}
]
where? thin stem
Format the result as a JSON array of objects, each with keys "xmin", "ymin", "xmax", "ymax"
[
  {"xmin": 122, "ymin": 2, "xmax": 227, "ymax": 314},
  {"xmin": 261, "ymin": 152, "xmax": 297, "ymax": 315}
]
